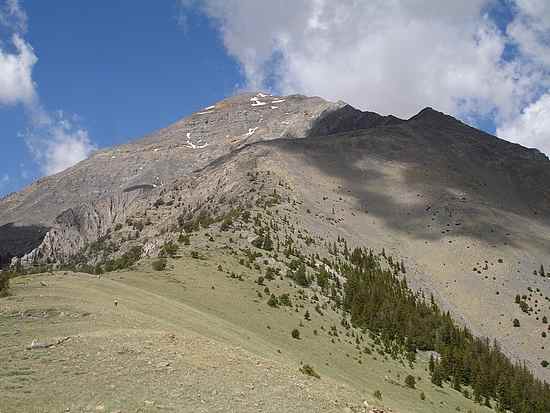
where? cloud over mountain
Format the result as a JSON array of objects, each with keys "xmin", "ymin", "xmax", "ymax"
[{"xmin": 185, "ymin": 0, "xmax": 550, "ymax": 154}]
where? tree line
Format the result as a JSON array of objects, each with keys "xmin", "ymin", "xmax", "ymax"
[{"xmin": 339, "ymin": 246, "xmax": 550, "ymax": 413}]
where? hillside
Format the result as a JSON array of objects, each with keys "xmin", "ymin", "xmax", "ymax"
[
  {"xmin": 1, "ymin": 231, "xmax": 493, "ymax": 413},
  {"xmin": 1, "ymin": 91, "xmax": 550, "ymax": 411}
]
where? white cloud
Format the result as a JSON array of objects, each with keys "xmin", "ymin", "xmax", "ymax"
[
  {"xmin": 186, "ymin": 0, "xmax": 550, "ymax": 154},
  {"xmin": 0, "ymin": 173, "xmax": 8, "ymax": 185},
  {"xmin": 0, "ymin": 0, "xmax": 27, "ymax": 33},
  {"xmin": 25, "ymin": 111, "xmax": 96, "ymax": 175},
  {"xmin": 508, "ymin": 0, "xmax": 550, "ymax": 67},
  {"xmin": 0, "ymin": 0, "xmax": 34, "ymax": 106},
  {"xmin": 497, "ymin": 93, "xmax": 550, "ymax": 155},
  {"xmin": 0, "ymin": 34, "xmax": 37, "ymax": 106},
  {"xmin": 0, "ymin": 0, "xmax": 96, "ymax": 176}
]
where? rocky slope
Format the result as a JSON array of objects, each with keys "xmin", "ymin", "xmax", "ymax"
[{"xmin": 2, "ymin": 90, "xmax": 550, "ymax": 387}]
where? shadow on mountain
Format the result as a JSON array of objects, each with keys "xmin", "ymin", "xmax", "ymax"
[
  {"xmin": 269, "ymin": 105, "xmax": 550, "ymax": 249},
  {"xmin": 306, "ymin": 104, "xmax": 404, "ymax": 137},
  {"xmin": 0, "ymin": 223, "xmax": 49, "ymax": 268}
]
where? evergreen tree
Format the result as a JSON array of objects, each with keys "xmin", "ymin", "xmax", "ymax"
[{"xmin": 429, "ymin": 354, "xmax": 435, "ymax": 374}]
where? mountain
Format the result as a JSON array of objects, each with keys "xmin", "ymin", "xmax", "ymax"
[{"xmin": 2, "ymin": 92, "xmax": 550, "ymax": 412}]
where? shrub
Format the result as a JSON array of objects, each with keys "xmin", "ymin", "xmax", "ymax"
[
  {"xmin": 178, "ymin": 233, "xmax": 190, "ymax": 245},
  {"xmin": 315, "ymin": 303, "xmax": 324, "ymax": 315},
  {"xmin": 0, "ymin": 271, "xmax": 10, "ymax": 297},
  {"xmin": 288, "ymin": 260, "xmax": 310, "ymax": 287},
  {"xmin": 300, "ymin": 364, "xmax": 320, "ymax": 379},
  {"xmin": 513, "ymin": 318, "xmax": 521, "ymax": 327},
  {"xmin": 405, "ymin": 375, "xmax": 416, "ymax": 389},
  {"xmin": 291, "ymin": 328, "xmax": 300, "ymax": 339},
  {"xmin": 420, "ymin": 392, "xmax": 426, "ymax": 401},
  {"xmin": 152, "ymin": 258, "xmax": 167, "ymax": 271},
  {"xmin": 265, "ymin": 266, "xmax": 278, "ymax": 280},
  {"xmin": 267, "ymin": 294, "xmax": 279, "ymax": 307},
  {"xmin": 542, "ymin": 360, "xmax": 549, "ymax": 368},
  {"xmin": 220, "ymin": 217, "xmax": 233, "ymax": 231},
  {"xmin": 252, "ymin": 234, "xmax": 273, "ymax": 251},
  {"xmin": 279, "ymin": 293, "xmax": 292, "ymax": 307},
  {"xmin": 160, "ymin": 241, "xmax": 178, "ymax": 258},
  {"xmin": 102, "ymin": 245, "xmax": 142, "ymax": 272},
  {"xmin": 373, "ymin": 390, "xmax": 383, "ymax": 400},
  {"xmin": 125, "ymin": 245, "xmax": 142, "ymax": 262},
  {"xmin": 257, "ymin": 276, "xmax": 265, "ymax": 285},
  {"xmin": 133, "ymin": 220, "xmax": 145, "ymax": 231}
]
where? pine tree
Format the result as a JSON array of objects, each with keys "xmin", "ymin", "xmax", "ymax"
[{"xmin": 431, "ymin": 362, "xmax": 443, "ymax": 387}]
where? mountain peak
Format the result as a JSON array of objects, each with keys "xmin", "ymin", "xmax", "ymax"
[{"xmin": 408, "ymin": 106, "xmax": 454, "ymax": 122}]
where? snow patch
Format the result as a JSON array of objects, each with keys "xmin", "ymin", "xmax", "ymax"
[
  {"xmin": 271, "ymin": 106, "xmax": 279, "ymax": 109},
  {"xmin": 153, "ymin": 148, "xmax": 160, "ymax": 152},
  {"xmin": 257, "ymin": 93, "xmax": 269, "ymax": 98},
  {"xmin": 250, "ymin": 96, "xmax": 267, "ymax": 107},
  {"xmin": 197, "ymin": 105, "xmax": 216, "ymax": 115},
  {"xmin": 245, "ymin": 127, "xmax": 258, "ymax": 137},
  {"xmin": 271, "ymin": 99, "xmax": 286, "ymax": 104}
]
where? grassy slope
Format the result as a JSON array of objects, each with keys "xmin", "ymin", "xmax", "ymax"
[{"xmin": 1, "ymin": 235, "xmax": 493, "ymax": 413}]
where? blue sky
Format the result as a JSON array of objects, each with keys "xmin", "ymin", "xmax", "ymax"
[
  {"xmin": 0, "ymin": 1, "xmax": 242, "ymax": 196},
  {"xmin": 1, "ymin": 1, "xmax": 549, "ymax": 197}
]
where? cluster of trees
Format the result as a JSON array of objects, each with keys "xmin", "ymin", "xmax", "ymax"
[
  {"xmin": 341, "ymin": 247, "xmax": 550, "ymax": 413},
  {"xmin": 251, "ymin": 233, "xmax": 273, "ymax": 251},
  {"xmin": 101, "ymin": 245, "xmax": 143, "ymax": 273},
  {"xmin": 287, "ymin": 258, "xmax": 311, "ymax": 287}
]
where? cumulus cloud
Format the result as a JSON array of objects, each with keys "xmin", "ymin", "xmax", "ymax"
[
  {"xmin": 508, "ymin": 0, "xmax": 550, "ymax": 68},
  {"xmin": 185, "ymin": 0, "xmax": 550, "ymax": 154},
  {"xmin": 0, "ymin": 34, "xmax": 37, "ymax": 106},
  {"xmin": 25, "ymin": 111, "xmax": 96, "ymax": 175},
  {"xmin": 497, "ymin": 93, "xmax": 550, "ymax": 155},
  {"xmin": 0, "ymin": 0, "xmax": 95, "ymax": 176}
]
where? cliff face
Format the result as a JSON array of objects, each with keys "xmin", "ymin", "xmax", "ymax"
[{"xmin": 18, "ymin": 190, "xmax": 147, "ymax": 265}]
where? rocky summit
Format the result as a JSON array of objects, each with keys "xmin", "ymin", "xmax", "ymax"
[{"xmin": 2, "ymin": 92, "xmax": 550, "ymax": 412}]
